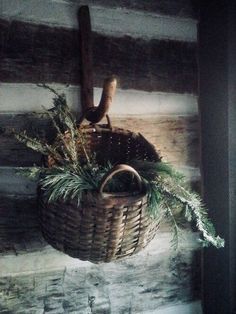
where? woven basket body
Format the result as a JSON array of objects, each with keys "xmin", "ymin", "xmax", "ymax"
[
  {"xmin": 39, "ymin": 191, "xmax": 159, "ymax": 263},
  {"xmin": 39, "ymin": 122, "xmax": 161, "ymax": 263}
]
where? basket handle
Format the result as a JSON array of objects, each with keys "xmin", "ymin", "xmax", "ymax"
[{"xmin": 99, "ymin": 164, "xmax": 143, "ymax": 194}]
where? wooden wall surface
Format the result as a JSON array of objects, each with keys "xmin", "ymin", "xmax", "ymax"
[{"xmin": 0, "ymin": 0, "xmax": 201, "ymax": 313}]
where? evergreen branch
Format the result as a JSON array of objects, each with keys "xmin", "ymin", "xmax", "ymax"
[
  {"xmin": 39, "ymin": 84, "xmax": 89, "ymax": 165},
  {"xmin": 43, "ymin": 106, "xmax": 78, "ymax": 164},
  {"xmin": 16, "ymin": 167, "xmax": 42, "ymax": 180},
  {"xmin": 164, "ymin": 202, "xmax": 183, "ymax": 249},
  {"xmin": 14, "ymin": 131, "xmax": 62, "ymax": 163},
  {"xmin": 39, "ymin": 162, "xmax": 113, "ymax": 204},
  {"xmin": 157, "ymin": 176, "xmax": 225, "ymax": 248},
  {"xmin": 76, "ymin": 128, "xmax": 91, "ymax": 164},
  {"xmin": 131, "ymin": 160, "xmax": 224, "ymax": 249}
]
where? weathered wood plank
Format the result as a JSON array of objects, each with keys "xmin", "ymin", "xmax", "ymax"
[
  {"xmin": 79, "ymin": 0, "xmax": 199, "ymax": 18},
  {"xmin": 0, "ymin": 197, "xmax": 40, "ymax": 255},
  {"xmin": 0, "ymin": 0, "xmax": 198, "ymax": 43},
  {"xmin": 0, "ymin": 114, "xmax": 53, "ymax": 167},
  {"xmin": 0, "ymin": 114, "xmax": 199, "ymax": 167},
  {"xmin": 0, "ymin": 19, "xmax": 198, "ymax": 94},
  {"xmin": 0, "ymin": 249, "xmax": 201, "ymax": 313},
  {"xmin": 112, "ymin": 115, "xmax": 200, "ymax": 167},
  {"xmin": 1, "ymin": 0, "xmax": 199, "ymax": 24}
]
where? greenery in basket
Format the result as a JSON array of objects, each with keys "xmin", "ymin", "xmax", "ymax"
[{"xmin": 15, "ymin": 85, "xmax": 224, "ymax": 249}]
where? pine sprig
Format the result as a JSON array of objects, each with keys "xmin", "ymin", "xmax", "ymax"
[
  {"xmin": 14, "ymin": 131, "xmax": 63, "ymax": 163},
  {"xmin": 14, "ymin": 85, "xmax": 89, "ymax": 167},
  {"xmin": 129, "ymin": 160, "xmax": 224, "ymax": 249},
  {"xmin": 41, "ymin": 85, "xmax": 90, "ymax": 165},
  {"xmin": 150, "ymin": 173, "xmax": 224, "ymax": 248},
  {"xmin": 39, "ymin": 162, "xmax": 113, "ymax": 204},
  {"xmin": 43, "ymin": 106, "xmax": 78, "ymax": 164},
  {"xmin": 164, "ymin": 202, "xmax": 184, "ymax": 249},
  {"xmin": 16, "ymin": 167, "xmax": 42, "ymax": 179}
]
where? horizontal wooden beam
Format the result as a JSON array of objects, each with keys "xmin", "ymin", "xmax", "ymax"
[
  {"xmin": 0, "ymin": 0, "xmax": 198, "ymax": 40},
  {"xmin": 0, "ymin": 114, "xmax": 200, "ymax": 167},
  {"xmin": 0, "ymin": 83, "xmax": 198, "ymax": 114},
  {"xmin": 0, "ymin": 19, "xmax": 198, "ymax": 94},
  {"xmin": 79, "ymin": 0, "xmax": 199, "ymax": 18}
]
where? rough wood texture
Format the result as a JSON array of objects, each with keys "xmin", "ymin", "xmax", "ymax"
[
  {"xmin": 0, "ymin": 0, "xmax": 198, "ymax": 42},
  {"xmin": 0, "ymin": 196, "xmax": 42, "ymax": 255},
  {"xmin": 0, "ymin": 19, "xmax": 198, "ymax": 94},
  {"xmin": 111, "ymin": 115, "xmax": 200, "ymax": 167},
  {"xmin": 0, "ymin": 0, "xmax": 199, "ymax": 21},
  {"xmin": 0, "ymin": 248, "xmax": 201, "ymax": 313},
  {"xmin": 79, "ymin": 6, "xmax": 94, "ymax": 112},
  {"xmin": 0, "ymin": 114, "xmax": 199, "ymax": 167}
]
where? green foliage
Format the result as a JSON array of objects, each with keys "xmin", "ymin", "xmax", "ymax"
[
  {"xmin": 39, "ymin": 161, "xmax": 113, "ymax": 204},
  {"xmin": 16, "ymin": 167, "xmax": 42, "ymax": 179},
  {"xmin": 129, "ymin": 160, "xmax": 224, "ymax": 249},
  {"xmin": 14, "ymin": 85, "xmax": 225, "ymax": 250}
]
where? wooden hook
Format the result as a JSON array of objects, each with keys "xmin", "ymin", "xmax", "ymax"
[{"xmin": 78, "ymin": 6, "xmax": 117, "ymax": 123}]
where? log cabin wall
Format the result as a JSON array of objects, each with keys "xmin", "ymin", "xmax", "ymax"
[{"xmin": 0, "ymin": 1, "xmax": 201, "ymax": 313}]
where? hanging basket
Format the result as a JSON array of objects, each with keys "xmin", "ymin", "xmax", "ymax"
[
  {"xmin": 38, "ymin": 119, "xmax": 161, "ymax": 263},
  {"xmin": 38, "ymin": 6, "xmax": 162, "ymax": 263}
]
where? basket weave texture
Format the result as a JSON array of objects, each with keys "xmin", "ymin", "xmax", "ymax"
[{"xmin": 39, "ymin": 121, "xmax": 161, "ymax": 263}]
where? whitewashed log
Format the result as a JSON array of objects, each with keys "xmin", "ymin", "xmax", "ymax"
[
  {"xmin": 0, "ymin": 83, "xmax": 198, "ymax": 115},
  {"xmin": 0, "ymin": 227, "xmax": 200, "ymax": 276},
  {"xmin": 0, "ymin": 0, "xmax": 197, "ymax": 41},
  {"xmin": 0, "ymin": 0, "xmax": 198, "ymax": 19}
]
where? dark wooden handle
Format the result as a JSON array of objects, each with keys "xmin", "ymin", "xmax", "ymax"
[
  {"xmin": 79, "ymin": 6, "xmax": 94, "ymax": 111},
  {"xmin": 99, "ymin": 164, "xmax": 143, "ymax": 194},
  {"xmin": 78, "ymin": 6, "xmax": 117, "ymax": 123}
]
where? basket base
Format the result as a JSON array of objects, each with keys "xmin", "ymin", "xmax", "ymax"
[{"xmin": 38, "ymin": 192, "xmax": 159, "ymax": 263}]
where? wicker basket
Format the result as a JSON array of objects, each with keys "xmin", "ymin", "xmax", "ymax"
[{"xmin": 39, "ymin": 119, "xmax": 161, "ymax": 263}]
